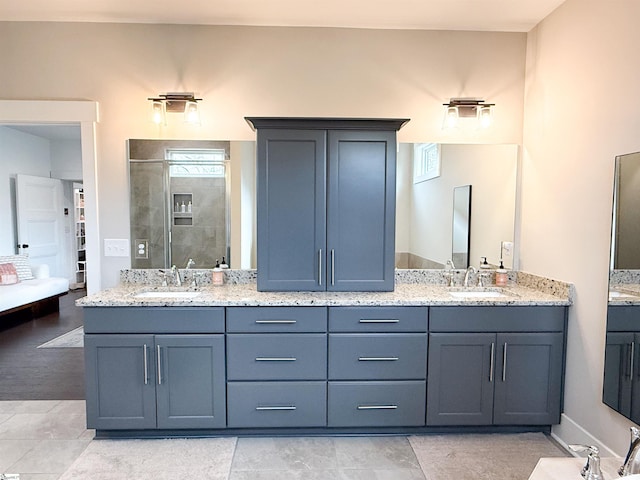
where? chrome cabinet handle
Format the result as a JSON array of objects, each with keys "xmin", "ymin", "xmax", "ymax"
[
  {"xmin": 255, "ymin": 406, "xmax": 297, "ymax": 411},
  {"xmin": 255, "ymin": 357, "xmax": 297, "ymax": 362},
  {"xmin": 255, "ymin": 320, "xmax": 297, "ymax": 324},
  {"xmin": 143, "ymin": 344, "xmax": 148, "ymax": 385},
  {"xmin": 489, "ymin": 342, "xmax": 495, "ymax": 383},
  {"xmin": 331, "ymin": 249, "xmax": 335, "ymax": 286},
  {"xmin": 157, "ymin": 345, "xmax": 162, "ymax": 385},
  {"xmin": 630, "ymin": 342, "xmax": 636, "ymax": 379},
  {"xmin": 502, "ymin": 343, "xmax": 508, "ymax": 382},
  {"xmin": 358, "ymin": 357, "xmax": 399, "ymax": 361},
  {"xmin": 359, "ymin": 319, "xmax": 399, "ymax": 324},
  {"xmin": 318, "ymin": 249, "xmax": 322, "ymax": 286},
  {"xmin": 357, "ymin": 405, "xmax": 398, "ymax": 410}
]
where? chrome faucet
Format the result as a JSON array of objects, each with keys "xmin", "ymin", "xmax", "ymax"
[
  {"xmin": 569, "ymin": 445, "xmax": 604, "ymax": 480},
  {"xmin": 446, "ymin": 259, "xmax": 456, "ymax": 269},
  {"xmin": 171, "ymin": 265, "xmax": 182, "ymax": 287},
  {"xmin": 185, "ymin": 258, "xmax": 195, "ymax": 269},
  {"xmin": 620, "ymin": 426, "xmax": 640, "ymax": 476},
  {"xmin": 463, "ymin": 266, "xmax": 477, "ymax": 287}
]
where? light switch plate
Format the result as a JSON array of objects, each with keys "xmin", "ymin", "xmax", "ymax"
[
  {"xmin": 501, "ymin": 241, "xmax": 514, "ymax": 258},
  {"xmin": 104, "ymin": 238, "xmax": 129, "ymax": 257}
]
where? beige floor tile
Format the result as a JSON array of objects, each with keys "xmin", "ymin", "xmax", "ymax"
[
  {"xmin": 232, "ymin": 437, "xmax": 337, "ymax": 471},
  {"xmin": 8, "ymin": 438, "xmax": 92, "ymax": 474},
  {"xmin": 0, "ymin": 414, "xmax": 87, "ymax": 440},
  {"xmin": 0, "ymin": 439, "xmax": 39, "ymax": 471},
  {"xmin": 334, "ymin": 437, "xmax": 421, "ymax": 470},
  {"xmin": 0, "ymin": 413, "xmax": 12, "ymax": 425},
  {"xmin": 0, "ymin": 401, "xmax": 61, "ymax": 414},
  {"xmin": 49, "ymin": 401, "xmax": 86, "ymax": 416}
]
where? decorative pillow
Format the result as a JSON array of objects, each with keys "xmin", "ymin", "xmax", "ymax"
[
  {"xmin": 0, "ymin": 263, "xmax": 19, "ymax": 285},
  {"xmin": 0, "ymin": 254, "xmax": 34, "ymax": 281}
]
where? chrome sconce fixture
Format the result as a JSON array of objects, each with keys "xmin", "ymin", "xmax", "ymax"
[
  {"xmin": 148, "ymin": 92, "xmax": 202, "ymax": 125},
  {"xmin": 443, "ymin": 98, "xmax": 494, "ymax": 129}
]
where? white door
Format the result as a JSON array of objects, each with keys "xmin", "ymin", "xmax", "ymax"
[{"xmin": 16, "ymin": 174, "xmax": 66, "ymax": 277}]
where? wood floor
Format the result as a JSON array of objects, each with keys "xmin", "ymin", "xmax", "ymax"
[{"xmin": 0, "ymin": 289, "xmax": 86, "ymax": 400}]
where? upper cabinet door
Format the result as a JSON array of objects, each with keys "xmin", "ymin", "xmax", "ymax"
[
  {"xmin": 327, "ymin": 130, "xmax": 396, "ymax": 291},
  {"xmin": 257, "ymin": 129, "xmax": 327, "ymax": 291}
]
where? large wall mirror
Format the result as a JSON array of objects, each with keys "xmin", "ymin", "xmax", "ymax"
[
  {"xmin": 604, "ymin": 151, "xmax": 640, "ymax": 423},
  {"xmin": 128, "ymin": 140, "xmax": 518, "ymax": 271}
]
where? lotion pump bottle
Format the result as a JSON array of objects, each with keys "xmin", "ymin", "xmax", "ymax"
[
  {"xmin": 212, "ymin": 260, "xmax": 224, "ymax": 286},
  {"xmin": 480, "ymin": 256, "xmax": 490, "ymax": 269},
  {"xmin": 495, "ymin": 260, "xmax": 508, "ymax": 287}
]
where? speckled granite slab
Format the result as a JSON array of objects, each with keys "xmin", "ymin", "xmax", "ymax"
[
  {"xmin": 608, "ymin": 270, "xmax": 640, "ymax": 304},
  {"xmin": 77, "ymin": 269, "xmax": 572, "ymax": 308}
]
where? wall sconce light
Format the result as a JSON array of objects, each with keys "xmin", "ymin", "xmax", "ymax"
[
  {"xmin": 148, "ymin": 92, "xmax": 202, "ymax": 125},
  {"xmin": 442, "ymin": 98, "xmax": 494, "ymax": 129}
]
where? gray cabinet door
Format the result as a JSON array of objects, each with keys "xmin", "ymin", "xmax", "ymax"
[
  {"xmin": 426, "ymin": 333, "xmax": 495, "ymax": 426},
  {"xmin": 155, "ymin": 335, "xmax": 226, "ymax": 429},
  {"xmin": 603, "ymin": 331, "xmax": 634, "ymax": 418},
  {"xmin": 327, "ymin": 130, "xmax": 396, "ymax": 291},
  {"xmin": 256, "ymin": 129, "xmax": 327, "ymax": 291},
  {"xmin": 493, "ymin": 333, "xmax": 564, "ymax": 425},
  {"xmin": 84, "ymin": 334, "xmax": 157, "ymax": 430}
]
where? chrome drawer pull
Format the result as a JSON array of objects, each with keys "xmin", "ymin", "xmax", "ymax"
[
  {"xmin": 255, "ymin": 406, "xmax": 297, "ymax": 411},
  {"xmin": 358, "ymin": 357, "xmax": 399, "ymax": 361},
  {"xmin": 255, "ymin": 357, "xmax": 297, "ymax": 362},
  {"xmin": 489, "ymin": 342, "xmax": 495, "ymax": 383},
  {"xmin": 255, "ymin": 320, "xmax": 297, "ymax": 324},
  {"xmin": 359, "ymin": 319, "xmax": 399, "ymax": 324},
  {"xmin": 157, "ymin": 345, "xmax": 162, "ymax": 385},
  {"xmin": 318, "ymin": 249, "xmax": 322, "ymax": 286},
  {"xmin": 357, "ymin": 405, "xmax": 398, "ymax": 410}
]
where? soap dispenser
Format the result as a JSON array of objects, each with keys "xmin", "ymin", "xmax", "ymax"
[
  {"xmin": 212, "ymin": 259, "xmax": 224, "ymax": 286},
  {"xmin": 495, "ymin": 260, "xmax": 508, "ymax": 287},
  {"xmin": 480, "ymin": 257, "xmax": 490, "ymax": 269}
]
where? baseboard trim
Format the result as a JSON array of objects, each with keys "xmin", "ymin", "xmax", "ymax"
[{"xmin": 551, "ymin": 413, "xmax": 618, "ymax": 457}]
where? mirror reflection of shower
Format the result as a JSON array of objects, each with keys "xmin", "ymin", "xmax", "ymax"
[{"xmin": 129, "ymin": 140, "xmax": 231, "ymax": 269}]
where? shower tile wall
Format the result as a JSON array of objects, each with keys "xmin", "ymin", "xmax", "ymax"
[
  {"xmin": 130, "ymin": 162, "xmax": 166, "ymax": 268},
  {"xmin": 170, "ymin": 176, "xmax": 227, "ymax": 268}
]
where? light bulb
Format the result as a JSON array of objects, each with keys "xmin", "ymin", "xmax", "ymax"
[
  {"xmin": 445, "ymin": 106, "xmax": 458, "ymax": 129},
  {"xmin": 478, "ymin": 105, "xmax": 492, "ymax": 128},
  {"xmin": 151, "ymin": 101, "xmax": 165, "ymax": 125}
]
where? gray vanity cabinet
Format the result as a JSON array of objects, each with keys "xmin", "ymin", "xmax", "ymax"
[
  {"xmin": 327, "ymin": 306, "xmax": 428, "ymax": 427},
  {"xmin": 603, "ymin": 306, "xmax": 640, "ymax": 423},
  {"xmin": 427, "ymin": 307, "xmax": 565, "ymax": 426},
  {"xmin": 84, "ymin": 307, "xmax": 226, "ymax": 430},
  {"xmin": 226, "ymin": 306, "xmax": 328, "ymax": 428},
  {"xmin": 250, "ymin": 117, "xmax": 407, "ymax": 292}
]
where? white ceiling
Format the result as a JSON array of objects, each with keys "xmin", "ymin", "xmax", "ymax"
[
  {"xmin": 3, "ymin": 124, "xmax": 81, "ymax": 141},
  {"xmin": 0, "ymin": 0, "xmax": 566, "ymax": 32}
]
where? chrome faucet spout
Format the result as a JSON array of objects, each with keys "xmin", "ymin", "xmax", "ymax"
[
  {"xmin": 463, "ymin": 266, "xmax": 477, "ymax": 287},
  {"xmin": 185, "ymin": 258, "xmax": 195, "ymax": 269}
]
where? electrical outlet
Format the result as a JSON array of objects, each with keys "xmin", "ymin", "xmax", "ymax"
[
  {"xmin": 501, "ymin": 241, "xmax": 514, "ymax": 258},
  {"xmin": 104, "ymin": 238, "xmax": 129, "ymax": 257},
  {"xmin": 135, "ymin": 239, "xmax": 149, "ymax": 259}
]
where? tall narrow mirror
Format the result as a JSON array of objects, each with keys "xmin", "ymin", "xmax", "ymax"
[
  {"xmin": 452, "ymin": 185, "xmax": 472, "ymax": 268},
  {"xmin": 603, "ymin": 151, "xmax": 640, "ymax": 424}
]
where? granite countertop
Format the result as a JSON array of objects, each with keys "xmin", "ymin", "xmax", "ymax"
[
  {"xmin": 609, "ymin": 284, "xmax": 640, "ymax": 305},
  {"xmin": 76, "ymin": 270, "xmax": 572, "ymax": 308}
]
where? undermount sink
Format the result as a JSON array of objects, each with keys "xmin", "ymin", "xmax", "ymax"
[
  {"xmin": 449, "ymin": 290, "xmax": 508, "ymax": 298},
  {"xmin": 609, "ymin": 290, "xmax": 639, "ymax": 299},
  {"xmin": 133, "ymin": 291, "xmax": 202, "ymax": 299}
]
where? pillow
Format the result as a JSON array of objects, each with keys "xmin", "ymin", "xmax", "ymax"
[
  {"xmin": 0, "ymin": 254, "xmax": 34, "ymax": 281},
  {"xmin": 0, "ymin": 263, "xmax": 19, "ymax": 285}
]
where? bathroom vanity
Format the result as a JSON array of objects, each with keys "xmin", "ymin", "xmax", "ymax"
[{"xmin": 79, "ymin": 272, "xmax": 571, "ymax": 437}]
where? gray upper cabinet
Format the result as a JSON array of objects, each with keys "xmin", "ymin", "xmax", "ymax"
[{"xmin": 249, "ymin": 117, "xmax": 408, "ymax": 292}]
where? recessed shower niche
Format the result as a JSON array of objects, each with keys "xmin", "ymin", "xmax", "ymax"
[{"xmin": 128, "ymin": 140, "xmax": 230, "ymax": 269}]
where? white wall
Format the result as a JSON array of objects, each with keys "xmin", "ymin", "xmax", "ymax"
[
  {"xmin": 51, "ymin": 139, "xmax": 82, "ymax": 181},
  {"xmin": 522, "ymin": 0, "xmax": 640, "ymax": 455},
  {"xmin": 0, "ymin": 22, "xmax": 527, "ymax": 287},
  {"xmin": 0, "ymin": 126, "xmax": 52, "ymax": 255}
]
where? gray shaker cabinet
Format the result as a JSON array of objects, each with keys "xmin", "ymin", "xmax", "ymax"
[
  {"xmin": 83, "ymin": 307, "xmax": 226, "ymax": 431},
  {"xmin": 249, "ymin": 118, "xmax": 407, "ymax": 292},
  {"xmin": 427, "ymin": 307, "xmax": 566, "ymax": 426}
]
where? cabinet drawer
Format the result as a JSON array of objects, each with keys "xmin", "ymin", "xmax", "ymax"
[
  {"xmin": 227, "ymin": 381, "xmax": 327, "ymax": 428},
  {"xmin": 83, "ymin": 307, "xmax": 225, "ymax": 334},
  {"xmin": 226, "ymin": 334, "xmax": 327, "ymax": 380},
  {"xmin": 328, "ymin": 381, "xmax": 426, "ymax": 427},
  {"xmin": 328, "ymin": 334, "xmax": 427, "ymax": 380},
  {"xmin": 329, "ymin": 307, "xmax": 427, "ymax": 332},
  {"xmin": 429, "ymin": 307, "xmax": 566, "ymax": 332},
  {"xmin": 226, "ymin": 307, "xmax": 327, "ymax": 333}
]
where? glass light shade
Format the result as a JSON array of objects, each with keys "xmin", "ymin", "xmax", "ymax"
[
  {"xmin": 444, "ymin": 105, "xmax": 459, "ymax": 129},
  {"xmin": 478, "ymin": 105, "xmax": 493, "ymax": 128},
  {"xmin": 184, "ymin": 101, "xmax": 200, "ymax": 125},
  {"xmin": 151, "ymin": 101, "xmax": 165, "ymax": 125}
]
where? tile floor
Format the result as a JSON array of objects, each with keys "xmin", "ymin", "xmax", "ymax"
[{"xmin": 0, "ymin": 400, "xmax": 570, "ymax": 480}]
